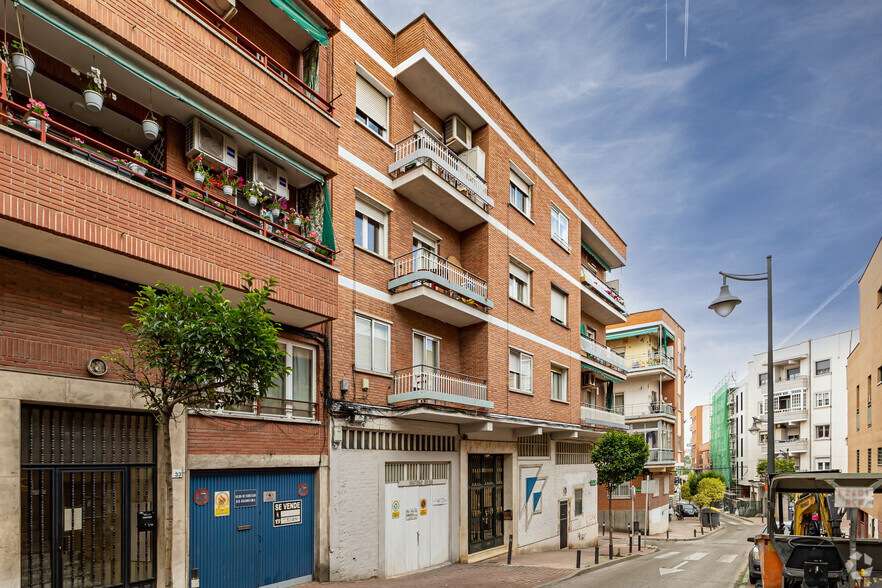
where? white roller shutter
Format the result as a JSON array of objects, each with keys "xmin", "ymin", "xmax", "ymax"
[
  {"xmin": 509, "ymin": 168, "xmax": 531, "ymax": 195},
  {"xmin": 521, "ymin": 354, "xmax": 532, "ymax": 393},
  {"xmin": 372, "ymin": 321, "xmax": 390, "ymax": 374},
  {"xmin": 355, "ymin": 316, "xmax": 372, "ymax": 371},
  {"xmin": 356, "ymin": 74, "xmax": 388, "ymax": 128},
  {"xmin": 551, "ymin": 288, "xmax": 567, "ymax": 323}
]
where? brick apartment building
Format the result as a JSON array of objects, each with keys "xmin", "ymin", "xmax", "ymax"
[
  {"xmin": 596, "ymin": 309, "xmax": 686, "ymax": 533},
  {"xmin": 691, "ymin": 404, "xmax": 712, "ymax": 472},
  {"xmin": 1, "ymin": 0, "xmax": 340, "ymax": 585},
  {"xmin": 325, "ymin": 0, "xmax": 631, "ymax": 581}
]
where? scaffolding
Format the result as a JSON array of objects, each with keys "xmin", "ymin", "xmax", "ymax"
[{"xmin": 710, "ymin": 382, "xmax": 731, "ymax": 486}]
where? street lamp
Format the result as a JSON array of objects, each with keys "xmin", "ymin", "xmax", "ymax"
[
  {"xmin": 710, "ymin": 255, "xmax": 775, "ymax": 510},
  {"xmin": 747, "ymin": 416, "xmax": 765, "ymax": 435}
]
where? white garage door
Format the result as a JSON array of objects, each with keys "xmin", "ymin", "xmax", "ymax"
[{"xmin": 384, "ymin": 462, "xmax": 450, "ymax": 577}]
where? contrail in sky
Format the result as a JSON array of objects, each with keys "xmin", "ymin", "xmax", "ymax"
[{"xmin": 776, "ymin": 266, "xmax": 863, "ymax": 347}]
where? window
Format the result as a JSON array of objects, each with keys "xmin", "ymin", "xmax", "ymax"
[
  {"xmin": 878, "ymin": 447, "xmax": 882, "ymax": 467},
  {"xmin": 509, "ymin": 349, "xmax": 533, "ymax": 393},
  {"xmin": 233, "ymin": 340, "xmax": 316, "ymax": 419},
  {"xmin": 354, "ymin": 315, "xmax": 390, "ymax": 374},
  {"xmin": 759, "ymin": 373, "xmax": 768, "ymax": 387},
  {"xmin": 857, "ymin": 385, "xmax": 861, "ymax": 430},
  {"xmin": 550, "ymin": 286, "xmax": 568, "ymax": 326},
  {"xmin": 509, "ymin": 259, "xmax": 532, "ymax": 305},
  {"xmin": 574, "ymin": 488, "xmax": 583, "ymax": 516},
  {"xmin": 355, "ymin": 73, "xmax": 388, "ymax": 138},
  {"xmin": 816, "ymin": 460, "xmax": 830, "ymax": 471},
  {"xmin": 815, "ymin": 391, "xmax": 831, "ymax": 407},
  {"xmin": 878, "ymin": 366, "xmax": 882, "ymax": 385},
  {"xmin": 869, "ymin": 387, "xmax": 873, "ymax": 428},
  {"xmin": 815, "ymin": 359, "xmax": 831, "ymax": 375},
  {"xmin": 355, "ymin": 196, "xmax": 388, "ymax": 256},
  {"xmin": 816, "ymin": 425, "xmax": 830, "ymax": 439},
  {"xmin": 550, "ymin": 204, "xmax": 569, "ymax": 248},
  {"xmin": 786, "ymin": 367, "xmax": 800, "ymax": 380},
  {"xmin": 551, "ymin": 364, "xmax": 567, "ymax": 402},
  {"xmin": 869, "ymin": 450, "xmax": 872, "ymax": 473},
  {"xmin": 611, "ymin": 483, "xmax": 631, "ymax": 499},
  {"xmin": 509, "ymin": 166, "xmax": 532, "ymax": 217},
  {"xmin": 518, "ymin": 434, "xmax": 549, "ymax": 458}
]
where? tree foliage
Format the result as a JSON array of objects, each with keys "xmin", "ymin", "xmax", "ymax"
[
  {"xmin": 692, "ymin": 492, "xmax": 710, "ymax": 509},
  {"xmin": 680, "ymin": 480, "xmax": 693, "ymax": 501},
  {"xmin": 756, "ymin": 458, "xmax": 797, "ymax": 477},
  {"xmin": 686, "ymin": 470, "xmax": 726, "ymax": 496},
  {"xmin": 698, "ymin": 477, "xmax": 725, "ymax": 503},
  {"xmin": 592, "ymin": 430, "xmax": 650, "ymax": 488}
]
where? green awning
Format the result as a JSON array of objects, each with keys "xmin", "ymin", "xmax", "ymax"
[
  {"xmin": 320, "ymin": 182, "xmax": 336, "ymax": 252},
  {"xmin": 581, "ymin": 242, "xmax": 611, "ymax": 272},
  {"xmin": 581, "ymin": 363, "xmax": 624, "ymax": 384},
  {"xmin": 663, "ymin": 328, "xmax": 676, "ymax": 344},
  {"xmin": 580, "ymin": 323, "xmax": 586, "ymax": 337},
  {"xmin": 605, "ymin": 326, "xmax": 658, "ymax": 341},
  {"xmin": 269, "ymin": 0, "xmax": 329, "ymax": 46}
]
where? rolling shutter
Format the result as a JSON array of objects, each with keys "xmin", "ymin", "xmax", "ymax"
[
  {"xmin": 355, "ymin": 316, "xmax": 372, "ymax": 371},
  {"xmin": 356, "ymin": 74, "xmax": 388, "ymax": 128},
  {"xmin": 551, "ymin": 288, "xmax": 567, "ymax": 322}
]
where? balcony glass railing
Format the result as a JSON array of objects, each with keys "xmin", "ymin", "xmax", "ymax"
[
  {"xmin": 617, "ymin": 402, "xmax": 676, "ymax": 417},
  {"xmin": 580, "ymin": 336, "xmax": 627, "ymax": 374},
  {"xmin": 580, "ymin": 402, "xmax": 627, "ymax": 427},
  {"xmin": 625, "ymin": 352, "xmax": 674, "ymax": 372},
  {"xmin": 580, "ymin": 265, "xmax": 626, "ymax": 313},
  {"xmin": 390, "ymin": 365, "xmax": 490, "ymax": 409},
  {"xmin": 648, "ymin": 448, "xmax": 675, "ymax": 463},
  {"xmin": 389, "ymin": 129, "xmax": 492, "ymax": 211}
]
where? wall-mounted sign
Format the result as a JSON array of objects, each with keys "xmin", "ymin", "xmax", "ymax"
[
  {"xmin": 263, "ymin": 491, "xmax": 276, "ymax": 503},
  {"xmin": 273, "ymin": 500, "xmax": 302, "ymax": 527},
  {"xmin": 392, "ymin": 500, "xmax": 400, "ymax": 519},
  {"xmin": 171, "ymin": 469, "xmax": 183, "ymax": 479},
  {"xmin": 405, "ymin": 508, "xmax": 418, "ymax": 521},
  {"xmin": 137, "ymin": 511, "xmax": 156, "ymax": 531},
  {"xmin": 214, "ymin": 491, "xmax": 230, "ymax": 517},
  {"xmin": 193, "ymin": 488, "xmax": 210, "ymax": 506},
  {"xmin": 433, "ymin": 497, "xmax": 447, "ymax": 506},
  {"xmin": 234, "ymin": 489, "xmax": 257, "ymax": 509},
  {"xmin": 297, "ymin": 482, "xmax": 310, "ymax": 497},
  {"xmin": 419, "ymin": 498, "xmax": 427, "ymax": 516}
]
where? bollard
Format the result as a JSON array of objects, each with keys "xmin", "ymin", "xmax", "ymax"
[
  {"xmin": 576, "ymin": 550, "xmax": 581, "ymax": 569},
  {"xmin": 627, "ymin": 522, "xmax": 631, "ymax": 537},
  {"xmin": 666, "ymin": 530, "xmax": 670, "ymax": 540},
  {"xmin": 638, "ymin": 534, "xmax": 641, "ymax": 551},
  {"xmin": 595, "ymin": 545, "xmax": 599, "ymax": 564},
  {"xmin": 609, "ymin": 543, "xmax": 613, "ymax": 560},
  {"xmin": 602, "ymin": 522, "xmax": 606, "ymax": 536},
  {"xmin": 693, "ymin": 529, "xmax": 696, "ymax": 538},
  {"xmin": 629, "ymin": 535, "xmax": 633, "ymax": 554},
  {"xmin": 701, "ymin": 526, "xmax": 704, "ymax": 535},
  {"xmin": 507, "ymin": 534, "xmax": 513, "ymax": 565}
]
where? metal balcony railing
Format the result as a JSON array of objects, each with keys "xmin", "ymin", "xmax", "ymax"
[
  {"xmin": 617, "ymin": 402, "xmax": 676, "ymax": 418},
  {"xmin": 759, "ymin": 438, "xmax": 809, "ymax": 452},
  {"xmin": 580, "ymin": 403, "xmax": 627, "ymax": 427},
  {"xmin": 580, "ymin": 336, "xmax": 628, "ymax": 374},
  {"xmin": 389, "ymin": 129, "xmax": 492, "ymax": 211},
  {"xmin": 390, "ymin": 365, "xmax": 491, "ymax": 409},
  {"xmin": 393, "ymin": 250, "xmax": 488, "ymax": 301},
  {"xmin": 580, "ymin": 265, "xmax": 626, "ymax": 313},
  {"xmin": 625, "ymin": 352, "xmax": 674, "ymax": 372}
]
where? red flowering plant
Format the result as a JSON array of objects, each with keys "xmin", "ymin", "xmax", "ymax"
[
  {"xmin": 187, "ymin": 156, "xmax": 207, "ymax": 175},
  {"xmin": 26, "ymin": 98, "xmax": 51, "ymax": 120},
  {"xmin": 209, "ymin": 167, "xmax": 243, "ymax": 190}
]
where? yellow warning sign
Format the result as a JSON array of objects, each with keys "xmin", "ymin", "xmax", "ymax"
[
  {"xmin": 392, "ymin": 500, "xmax": 400, "ymax": 519},
  {"xmin": 420, "ymin": 498, "xmax": 427, "ymax": 516},
  {"xmin": 214, "ymin": 491, "xmax": 230, "ymax": 517}
]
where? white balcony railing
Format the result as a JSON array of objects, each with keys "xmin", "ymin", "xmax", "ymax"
[
  {"xmin": 580, "ymin": 403, "xmax": 627, "ymax": 428},
  {"xmin": 580, "ymin": 336, "xmax": 628, "ymax": 374},
  {"xmin": 389, "ymin": 129, "xmax": 492, "ymax": 211},
  {"xmin": 393, "ymin": 250, "xmax": 488, "ymax": 300},
  {"xmin": 580, "ymin": 265, "xmax": 626, "ymax": 313},
  {"xmin": 774, "ymin": 375, "xmax": 809, "ymax": 392},
  {"xmin": 617, "ymin": 402, "xmax": 676, "ymax": 418},
  {"xmin": 389, "ymin": 365, "xmax": 492, "ymax": 409},
  {"xmin": 760, "ymin": 438, "xmax": 809, "ymax": 453},
  {"xmin": 625, "ymin": 352, "xmax": 675, "ymax": 373},
  {"xmin": 648, "ymin": 448, "xmax": 675, "ymax": 463}
]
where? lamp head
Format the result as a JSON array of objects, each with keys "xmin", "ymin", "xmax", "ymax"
[
  {"xmin": 709, "ymin": 282, "xmax": 742, "ymax": 317},
  {"xmin": 748, "ymin": 421, "xmax": 761, "ymax": 435}
]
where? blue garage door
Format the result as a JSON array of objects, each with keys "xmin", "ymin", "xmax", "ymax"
[{"xmin": 190, "ymin": 470, "xmax": 315, "ymax": 588}]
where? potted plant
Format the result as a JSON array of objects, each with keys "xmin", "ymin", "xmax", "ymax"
[
  {"xmin": 70, "ymin": 66, "xmax": 117, "ymax": 113},
  {"xmin": 9, "ymin": 40, "xmax": 34, "ymax": 77},
  {"xmin": 71, "ymin": 136, "xmax": 89, "ymax": 156},
  {"xmin": 188, "ymin": 156, "xmax": 207, "ymax": 184},
  {"xmin": 24, "ymin": 99, "xmax": 50, "ymax": 131},
  {"xmin": 242, "ymin": 181, "xmax": 265, "ymax": 207},
  {"xmin": 142, "ymin": 114, "xmax": 161, "ymax": 140},
  {"xmin": 128, "ymin": 150, "xmax": 149, "ymax": 176},
  {"xmin": 209, "ymin": 167, "xmax": 242, "ymax": 197},
  {"xmin": 305, "ymin": 231, "xmax": 318, "ymax": 251}
]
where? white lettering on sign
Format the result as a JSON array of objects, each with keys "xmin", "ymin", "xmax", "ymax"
[
  {"xmin": 836, "ymin": 487, "xmax": 874, "ymax": 509},
  {"xmin": 272, "ymin": 500, "xmax": 302, "ymax": 527}
]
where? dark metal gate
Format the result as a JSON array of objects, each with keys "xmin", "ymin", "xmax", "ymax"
[
  {"xmin": 20, "ymin": 405, "xmax": 156, "ymax": 587},
  {"xmin": 467, "ymin": 454, "xmax": 504, "ymax": 554}
]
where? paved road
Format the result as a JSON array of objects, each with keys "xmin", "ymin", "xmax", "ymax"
[{"xmin": 554, "ymin": 514, "xmax": 763, "ymax": 588}]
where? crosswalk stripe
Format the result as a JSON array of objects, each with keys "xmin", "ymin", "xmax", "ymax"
[
  {"xmin": 655, "ymin": 552, "xmax": 680, "ymax": 559},
  {"xmin": 726, "ymin": 519, "xmax": 742, "ymax": 525},
  {"xmin": 685, "ymin": 552, "xmax": 708, "ymax": 561},
  {"xmin": 717, "ymin": 554, "xmax": 737, "ymax": 563}
]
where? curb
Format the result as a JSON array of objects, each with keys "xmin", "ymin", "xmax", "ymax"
[
  {"xmin": 539, "ymin": 546, "xmax": 659, "ymax": 585},
  {"xmin": 648, "ymin": 524, "xmax": 725, "ymax": 542}
]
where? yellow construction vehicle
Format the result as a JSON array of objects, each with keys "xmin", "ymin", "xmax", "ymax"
[{"xmin": 791, "ymin": 492, "xmax": 839, "ymax": 538}]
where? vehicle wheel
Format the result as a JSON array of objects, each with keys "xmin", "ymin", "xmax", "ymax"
[{"xmin": 748, "ymin": 575, "xmax": 757, "ymax": 585}]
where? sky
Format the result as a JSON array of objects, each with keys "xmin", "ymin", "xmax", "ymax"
[{"xmin": 362, "ymin": 0, "xmax": 882, "ymax": 419}]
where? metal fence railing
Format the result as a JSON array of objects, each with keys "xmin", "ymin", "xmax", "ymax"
[
  {"xmin": 392, "ymin": 365, "xmax": 488, "ymax": 405},
  {"xmin": 393, "ymin": 249, "xmax": 488, "ymax": 300}
]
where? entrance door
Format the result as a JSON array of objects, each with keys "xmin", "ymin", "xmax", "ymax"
[
  {"xmin": 468, "ymin": 455, "xmax": 504, "ymax": 554},
  {"xmin": 559, "ymin": 501, "xmax": 568, "ymax": 549}
]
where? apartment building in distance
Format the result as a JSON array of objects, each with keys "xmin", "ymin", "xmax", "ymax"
[
  {"xmin": 847, "ymin": 238, "xmax": 882, "ymax": 537},
  {"xmin": 598, "ymin": 310, "xmax": 686, "ymax": 533},
  {"xmin": 691, "ymin": 403, "xmax": 712, "ymax": 472},
  {"xmin": 1, "ymin": 0, "xmax": 340, "ymax": 585},
  {"xmin": 327, "ymin": 0, "xmax": 631, "ymax": 580},
  {"xmin": 727, "ymin": 376, "xmax": 749, "ymax": 491}
]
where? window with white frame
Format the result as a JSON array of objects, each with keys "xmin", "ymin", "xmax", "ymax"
[
  {"xmin": 509, "ymin": 258, "xmax": 531, "ymax": 305},
  {"xmin": 355, "ymin": 195, "xmax": 388, "ymax": 257},
  {"xmin": 815, "ymin": 424, "xmax": 830, "ymax": 439},
  {"xmin": 815, "ymin": 359, "xmax": 831, "ymax": 375},
  {"xmin": 509, "ymin": 348, "xmax": 533, "ymax": 393},
  {"xmin": 815, "ymin": 391, "xmax": 831, "ymax": 407},
  {"xmin": 509, "ymin": 166, "xmax": 532, "ymax": 217},
  {"xmin": 816, "ymin": 459, "xmax": 830, "ymax": 471},
  {"xmin": 355, "ymin": 73, "xmax": 388, "ymax": 138},
  {"xmin": 574, "ymin": 488, "xmax": 583, "ymax": 516},
  {"xmin": 550, "ymin": 286, "xmax": 567, "ymax": 325},
  {"xmin": 551, "ymin": 364, "xmax": 567, "ymax": 402},
  {"xmin": 787, "ymin": 367, "xmax": 800, "ymax": 380},
  {"xmin": 230, "ymin": 341, "xmax": 315, "ymax": 419},
  {"xmin": 550, "ymin": 204, "xmax": 569, "ymax": 248},
  {"xmin": 354, "ymin": 315, "xmax": 390, "ymax": 374},
  {"xmin": 611, "ymin": 482, "xmax": 631, "ymax": 499}
]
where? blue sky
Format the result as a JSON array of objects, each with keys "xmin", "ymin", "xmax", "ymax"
[{"xmin": 363, "ymin": 1, "xmax": 882, "ymax": 413}]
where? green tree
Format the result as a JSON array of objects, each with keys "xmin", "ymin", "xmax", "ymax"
[
  {"xmin": 692, "ymin": 492, "xmax": 711, "ymax": 530},
  {"xmin": 687, "ymin": 470, "xmax": 726, "ymax": 497},
  {"xmin": 109, "ymin": 274, "xmax": 288, "ymax": 587},
  {"xmin": 756, "ymin": 458, "xmax": 797, "ymax": 476},
  {"xmin": 592, "ymin": 431, "xmax": 649, "ymax": 548},
  {"xmin": 698, "ymin": 477, "xmax": 725, "ymax": 504},
  {"xmin": 680, "ymin": 479, "xmax": 693, "ymax": 501}
]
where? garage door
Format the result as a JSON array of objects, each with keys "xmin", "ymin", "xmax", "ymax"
[{"xmin": 384, "ymin": 462, "xmax": 449, "ymax": 577}]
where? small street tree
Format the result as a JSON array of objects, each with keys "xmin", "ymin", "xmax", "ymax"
[
  {"xmin": 108, "ymin": 274, "xmax": 289, "ymax": 587},
  {"xmin": 592, "ymin": 430, "xmax": 649, "ymax": 549},
  {"xmin": 694, "ymin": 477, "xmax": 725, "ymax": 530},
  {"xmin": 756, "ymin": 458, "xmax": 797, "ymax": 477}
]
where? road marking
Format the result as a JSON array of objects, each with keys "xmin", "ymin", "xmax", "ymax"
[
  {"xmin": 685, "ymin": 552, "xmax": 708, "ymax": 561},
  {"xmin": 717, "ymin": 554, "xmax": 737, "ymax": 563},
  {"xmin": 726, "ymin": 519, "xmax": 743, "ymax": 525},
  {"xmin": 655, "ymin": 551, "xmax": 680, "ymax": 559},
  {"xmin": 659, "ymin": 561, "xmax": 688, "ymax": 576}
]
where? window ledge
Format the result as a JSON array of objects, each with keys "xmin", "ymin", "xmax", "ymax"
[
  {"xmin": 189, "ymin": 408, "xmax": 321, "ymax": 425},
  {"xmin": 509, "ymin": 297, "xmax": 535, "ymax": 311},
  {"xmin": 354, "ymin": 367, "xmax": 394, "ymax": 380},
  {"xmin": 354, "ymin": 243, "xmax": 393, "ymax": 264},
  {"xmin": 354, "ymin": 119, "xmax": 394, "ymax": 149},
  {"xmin": 551, "ymin": 236, "xmax": 571, "ymax": 254},
  {"xmin": 551, "ymin": 317, "xmax": 570, "ymax": 330},
  {"xmin": 508, "ymin": 203, "xmax": 535, "ymax": 224},
  {"xmin": 509, "ymin": 388, "xmax": 534, "ymax": 396},
  {"xmin": 551, "ymin": 398, "xmax": 570, "ymax": 405}
]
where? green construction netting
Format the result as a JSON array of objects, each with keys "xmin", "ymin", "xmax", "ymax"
[{"xmin": 710, "ymin": 383, "xmax": 731, "ymax": 486}]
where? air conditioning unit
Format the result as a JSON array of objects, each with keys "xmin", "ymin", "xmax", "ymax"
[
  {"xmin": 245, "ymin": 153, "xmax": 289, "ymax": 200},
  {"xmin": 581, "ymin": 372, "xmax": 596, "ymax": 387},
  {"xmin": 460, "ymin": 146, "xmax": 486, "ymax": 178},
  {"xmin": 185, "ymin": 118, "xmax": 238, "ymax": 171},
  {"xmin": 444, "ymin": 114, "xmax": 472, "ymax": 153}
]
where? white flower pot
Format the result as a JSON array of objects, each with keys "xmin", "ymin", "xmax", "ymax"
[
  {"xmin": 248, "ymin": 195, "xmax": 259, "ymax": 207},
  {"xmin": 194, "ymin": 171, "xmax": 205, "ymax": 184},
  {"xmin": 271, "ymin": 208, "xmax": 280, "ymax": 218},
  {"xmin": 128, "ymin": 162, "xmax": 148, "ymax": 176},
  {"xmin": 142, "ymin": 119, "xmax": 160, "ymax": 140},
  {"xmin": 11, "ymin": 53, "xmax": 34, "ymax": 77},
  {"xmin": 293, "ymin": 217, "xmax": 302, "ymax": 227},
  {"xmin": 223, "ymin": 185, "xmax": 234, "ymax": 197},
  {"xmin": 25, "ymin": 116, "xmax": 41, "ymax": 130},
  {"xmin": 306, "ymin": 243, "xmax": 316, "ymax": 252},
  {"xmin": 83, "ymin": 90, "xmax": 104, "ymax": 113}
]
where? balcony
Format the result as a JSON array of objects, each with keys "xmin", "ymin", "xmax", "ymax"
[
  {"xmin": 619, "ymin": 402, "xmax": 677, "ymax": 420},
  {"xmin": 580, "ymin": 403, "xmax": 627, "ymax": 430},
  {"xmin": 647, "ymin": 449, "xmax": 675, "ymax": 464},
  {"xmin": 774, "ymin": 375, "xmax": 809, "ymax": 393},
  {"xmin": 625, "ymin": 352, "xmax": 675, "ymax": 377},
  {"xmin": 760, "ymin": 438, "xmax": 809, "ymax": 454},
  {"xmin": 761, "ymin": 406, "xmax": 808, "ymax": 423},
  {"xmin": 580, "ymin": 337, "xmax": 628, "ymax": 375},
  {"xmin": 388, "ymin": 130, "xmax": 492, "ymax": 231},
  {"xmin": 388, "ymin": 250, "xmax": 492, "ymax": 327},
  {"xmin": 389, "ymin": 365, "xmax": 492, "ymax": 410},
  {"xmin": 579, "ymin": 265, "xmax": 627, "ymax": 325}
]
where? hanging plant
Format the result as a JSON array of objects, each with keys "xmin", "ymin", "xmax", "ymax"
[
  {"xmin": 242, "ymin": 181, "xmax": 266, "ymax": 208},
  {"xmin": 9, "ymin": 40, "xmax": 35, "ymax": 77},
  {"xmin": 142, "ymin": 113, "xmax": 161, "ymax": 140},
  {"xmin": 71, "ymin": 66, "xmax": 117, "ymax": 113},
  {"xmin": 187, "ymin": 156, "xmax": 207, "ymax": 184},
  {"xmin": 208, "ymin": 167, "xmax": 243, "ymax": 197}
]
